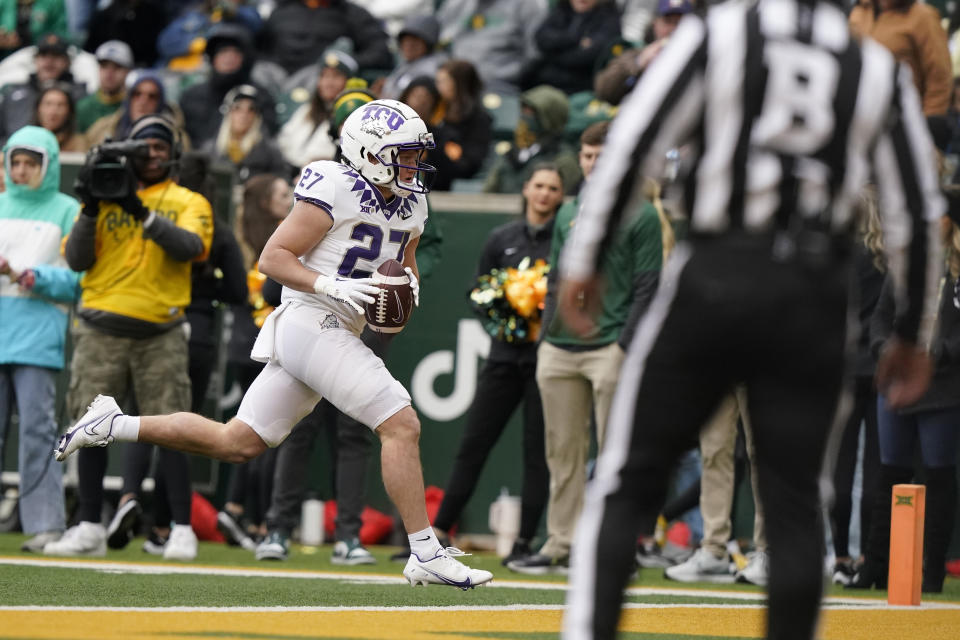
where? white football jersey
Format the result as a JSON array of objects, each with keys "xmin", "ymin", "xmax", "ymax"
[{"xmin": 282, "ymin": 160, "xmax": 428, "ymax": 333}]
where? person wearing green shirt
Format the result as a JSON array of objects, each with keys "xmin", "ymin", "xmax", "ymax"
[
  {"xmin": 508, "ymin": 120, "xmax": 664, "ymax": 574},
  {"xmin": 75, "ymin": 40, "xmax": 132, "ymax": 133},
  {"xmin": 0, "ymin": 0, "xmax": 67, "ymax": 58}
]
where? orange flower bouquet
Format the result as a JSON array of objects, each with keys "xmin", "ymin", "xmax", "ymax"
[
  {"xmin": 469, "ymin": 257, "xmax": 549, "ymax": 343},
  {"xmin": 247, "ymin": 264, "xmax": 274, "ymax": 328}
]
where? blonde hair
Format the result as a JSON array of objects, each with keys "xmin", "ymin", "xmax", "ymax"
[
  {"xmin": 936, "ymin": 150, "xmax": 948, "ymax": 182},
  {"xmin": 215, "ymin": 103, "xmax": 263, "ymax": 161},
  {"xmin": 643, "ymin": 177, "xmax": 675, "ymax": 263},
  {"xmin": 856, "ymin": 185, "xmax": 885, "ymax": 272},
  {"xmin": 942, "ymin": 186, "xmax": 960, "ymax": 279}
]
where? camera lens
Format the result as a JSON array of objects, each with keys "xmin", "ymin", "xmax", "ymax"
[{"xmin": 91, "ymin": 164, "xmax": 128, "ymax": 200}]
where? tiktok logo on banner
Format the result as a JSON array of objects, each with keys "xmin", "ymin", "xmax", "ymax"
[{"xmin": 411, "ymin": 319, "xmax": 491, "ymax": 421}]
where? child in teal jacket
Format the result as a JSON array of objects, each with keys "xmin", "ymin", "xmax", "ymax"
[{"xmin": 0, "ymin": 125, "xmax": 79, "ymax": 551}]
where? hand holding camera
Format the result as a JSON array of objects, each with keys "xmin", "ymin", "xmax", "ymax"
[
  {"xmin": 74, "ymin": 163, "xmax": 100, "ymax": 215},
  {"xmin": 116, "ymin": 192, "xmax": 150, "ymax": 222}
]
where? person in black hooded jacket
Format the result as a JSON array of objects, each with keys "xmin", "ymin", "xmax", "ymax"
[
  {"xmin": 262, "ymin": 0, "xmax": 393, "ymax": 75},
  {"xmin": 524, "ymin": 0, "xmax": 622, "ymax": 95},
  {"xmin": 84, "ymin": 0, "xmax": 166, "ymax": 67},
  {"xmin": 179, "ymin": 22, "xmax": 278, "ymax": 147}
]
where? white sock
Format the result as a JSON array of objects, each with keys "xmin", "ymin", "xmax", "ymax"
[
  {"xmin": 408, "ymin": 527, "xmax": 442, "ymax": 559},
  {"xmin": 111, "ymin": 415, "xmax": 140, "ymax": 442}
]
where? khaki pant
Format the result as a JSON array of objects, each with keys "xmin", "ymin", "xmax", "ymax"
[
  {"xmin": 699, "ymin": 387, "xmax": 766, "ymax": 558},
  {"xmin": 67, "ymin": 319, "xmax": 192, "ymax": 420},
  {"xmin": 536, "ymin": 341, "xmax": 625, "ymax": 558}
]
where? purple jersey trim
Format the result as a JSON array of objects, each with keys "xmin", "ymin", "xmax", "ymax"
[{"xmin": 295, "ymin": 194, "xmax": 334, "ymax": 221}]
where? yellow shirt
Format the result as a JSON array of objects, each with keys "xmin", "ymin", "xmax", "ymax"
[{"xmin": 78, "ymin": 180, "xmax": 213, "ymax": 324}]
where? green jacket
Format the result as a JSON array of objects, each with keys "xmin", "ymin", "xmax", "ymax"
[
  {"xmin": 483, "ymin": 84, "xmax": 582, "ymax": 195},
  {"xmin": 76, "ymin": 90, "xmax": 124, "ymax": 133},
  {"xmin": 0, "ymin": 0, "xmax": 67, "ymax": 44},
  {"xmin": 416, "ymin": 213, "xmax": 443, "ymax": 280},
  {"xmin": 541, "ymin": 196, "xmax": 662, "ymax": 347}
]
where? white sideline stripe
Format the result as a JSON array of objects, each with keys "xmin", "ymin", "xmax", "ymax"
[
  {"xmin": 2, "ymin": 556, "xmax": 755, "ymax": 598},
  {"xmin": 3, "ymin": 557, "xmax": 958, "ymax": 610},
  {"xmin": 0, "ymin": 556, "xmax": 414, "ymax": 583}
]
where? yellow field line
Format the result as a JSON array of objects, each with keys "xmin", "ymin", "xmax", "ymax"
[{"xmin": 3, "ymin": 606, "xmax": 959, "ymax": 639}]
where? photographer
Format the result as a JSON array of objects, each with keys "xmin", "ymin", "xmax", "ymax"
[{"xmin": 44, "ymin": 115, "xmax": 213, "ymax": 560}]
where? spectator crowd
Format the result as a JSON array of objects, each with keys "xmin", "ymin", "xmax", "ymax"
[{"xmin": 0, "ymin": 0, "xmax": 958, "ymax": 597}]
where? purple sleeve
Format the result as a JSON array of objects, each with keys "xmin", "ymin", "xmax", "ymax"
[{"xmin": 294, "ymin": 194, "xmax": 334, "ymax": 221}]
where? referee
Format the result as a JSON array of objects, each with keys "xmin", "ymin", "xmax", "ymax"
[{"xmin": 558, "ymin": 1, "xmax": 944, "ymax": 639}]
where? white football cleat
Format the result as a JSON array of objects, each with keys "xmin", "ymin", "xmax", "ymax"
[
  {"xmin": 163, "ymin": 524, "xmax": 198, "ymax": 561},
  {"xmin": 54, "ymin": 395, "xmax": 122, "ymax": 461},
  {"xmin": 403, "ymin": 547, "xmax": 493, "ymax": 590},
  {"xmin": 42, "ymin": 522, "xmax": 106, "ymax": 557}
]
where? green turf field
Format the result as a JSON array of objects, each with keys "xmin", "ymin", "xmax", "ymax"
[{"xmin": 1, "ymin": 533, "xmax": 958, "ymax": 639}]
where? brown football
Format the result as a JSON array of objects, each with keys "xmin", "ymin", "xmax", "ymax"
[{"xmin": 365, "ymin": 259, "xmax": 414, "ymax": 333}]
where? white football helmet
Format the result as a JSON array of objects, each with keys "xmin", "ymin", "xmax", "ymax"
[{"xmin": 340, "ymin": 99, "xmax": 436, "ymax": 196}]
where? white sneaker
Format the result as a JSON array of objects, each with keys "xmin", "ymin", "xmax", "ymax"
[
  {"xmin": 42, "ymin": 522, "xmax": 106, "ymax": 557},
  {"xmin": 21, "ymin": 531, "xmax": 63, "ymax": 552},
  {"xmin": 735, "ymin": 550, "xmax": 769, "ymax": 586},
  {"xmin": 403, "ymin": 547, "xmax": 493, "ymax": 590},
  {"xmin": 664, "ymin": 547, "xmax": 734, "ymax": 583},
  {"xmin": 54, "ymin": 395, "xmax": 122, "ymax": 461},
  {"xmin": 255, "ymin": 531, "xmax": 289, "ymax": 561},
  {"xmin": 331, "ymin": 538, "xmax": 376, "ymax": 565},
  {"xmin": 163, "ymin": 524, "xmax": 197, "ymax": 561}
]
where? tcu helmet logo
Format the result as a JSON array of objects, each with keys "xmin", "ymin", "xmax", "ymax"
[{"xmin": 359, "ymin": 104, "xmax": 406, "ymax": 139}]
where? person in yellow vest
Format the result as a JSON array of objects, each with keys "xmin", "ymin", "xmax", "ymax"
[{"xmin": 43, "ymin": 114, "xmax": 213, "ymax": 561}]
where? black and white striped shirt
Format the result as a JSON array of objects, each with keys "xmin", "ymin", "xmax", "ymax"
[{"xmin": 562, "ymin": 0, "xmax": 944, "ymax": 344}]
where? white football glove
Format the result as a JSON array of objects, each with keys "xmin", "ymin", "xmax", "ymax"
[
  {"xmin": 313, "ymin": 274, "xmax": 380, "ymax": 314},
  {"xmin": 405, "ymin": 266, "xmax": 420, "ymax": 307}
]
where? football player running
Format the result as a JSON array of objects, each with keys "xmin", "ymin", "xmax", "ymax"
[{"xmin": 54, "ymin": 100, "xmax": 493, "ymax": 590}]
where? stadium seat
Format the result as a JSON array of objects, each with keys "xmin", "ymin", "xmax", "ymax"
[
  {"xmin": 449, "ymin": 178, "xmax": 485, "ymax": 193},
  {"xmin": 448, "ymin": 141, "xmax": 506, "ymax": 193},
  {"xmin": 483, "ymin": 92, "xmax": 520, "ymax": 142}
]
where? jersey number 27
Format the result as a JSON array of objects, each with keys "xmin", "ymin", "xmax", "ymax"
[{"xmin": 337, "ymin": 223, "xmax": 411, "ymax": 278}]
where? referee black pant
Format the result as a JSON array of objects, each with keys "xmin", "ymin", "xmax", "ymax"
[{"xmin": 564, "ymin": 237, "xmax": 850, "ymax": 640}]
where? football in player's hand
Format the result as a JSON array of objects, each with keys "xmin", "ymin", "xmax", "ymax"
[{"xmin": 365, "ymin": 259, "xmax": 414, "ymax": 333}]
